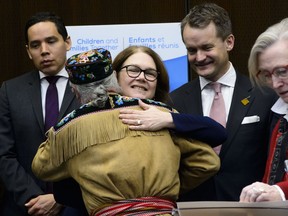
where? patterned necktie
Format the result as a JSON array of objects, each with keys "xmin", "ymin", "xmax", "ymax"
[
  {"xmin": 209, "ymin": 82, "xmax": 226, "ymax": 154},
  {"xmin": 44, "ymin": 76, "xmax": 60, "ymax": 132},
  {"xmin": 266, "ymin": 118, "xmax": 288, "ymax": 185}
]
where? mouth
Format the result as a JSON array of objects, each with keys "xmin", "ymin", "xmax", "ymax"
[
  {"xmin": 194, "ymin": 60, "xmax": 213, "ymax": 68},
  {"xmin": 41, "ymin": 59, "xmax": 53, "ymax": 67},
  {"xmin": 131, "ymin": 85, "xmax": 147, "ymax": 91},
  {"xmin": 279, "ymin": 90, "xmax": 288, "ymax": 96}
]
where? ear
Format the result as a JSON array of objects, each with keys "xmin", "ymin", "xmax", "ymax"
[
  {"xmin": 26, "ymin": 45, "xmax": 32, "ymax": 60},
  {"xmin": 65, "ymin": 36, "xmax": 72, "ymax": 51},
  {"xmin": 225, "ymin": 34, "xmax": 235, "ymax": 51}
]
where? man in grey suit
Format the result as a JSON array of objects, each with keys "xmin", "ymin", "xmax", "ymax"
[
  {"xmin": 170, "ymin": 3, "xmax": 277, "ymax": 201},
  {"xmin": 0, "ymin": 12, "xmax": 80, "ymax": 215}
]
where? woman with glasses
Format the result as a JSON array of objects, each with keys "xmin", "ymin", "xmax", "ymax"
[
  {"xmin": 32, "ymin": 48, "xmax": 220, "ymax": 215},
  {"xmin": 240, "ymin": 18, "xmax": 288, "ymax": 203},
  {"xmin": 51, "ymin": 45, "xmax": 226, "ymax": 215},
  {"xmin": 113, "ymin": 45, "xmax": 227, "ymax": 146}
]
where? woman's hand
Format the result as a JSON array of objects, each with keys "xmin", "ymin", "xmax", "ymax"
[{"xmin": 119, "ymin": 100, "xmax": 174, "ymax": 131}]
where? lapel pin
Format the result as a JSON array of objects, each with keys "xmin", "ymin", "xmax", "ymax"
[{"xmin": 241, "ymin": 96, "xmax": 250, "ymax": 106}]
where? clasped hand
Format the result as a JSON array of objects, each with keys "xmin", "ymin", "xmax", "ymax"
[
  {"xmin": 239, "ymin": 181, "xmax": 283, "ymax": 202},
  {"xmin": 119, "ymin": 100, "xmax": 174, "ymax": 131},
  {"xmin": 25, "ymin": 194, "xmax": 62, "ymax": 216}
]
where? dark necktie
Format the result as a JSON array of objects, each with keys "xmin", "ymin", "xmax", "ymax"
[
  {"xmin": 44, "ymin": 76, "xmax": 60, "ymax": 132},
  {"xmin": 209, "ymin": 82, "xmax": 226, "ymax": 154},
  {"xmin": 44, "ymin": 76, "xmax": 60, "ymax": 193}
]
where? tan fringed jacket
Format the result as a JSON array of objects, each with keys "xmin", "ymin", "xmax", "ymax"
[{"xmin": 32, "ymin": 93, "xmax": 220, "ymax": 214}]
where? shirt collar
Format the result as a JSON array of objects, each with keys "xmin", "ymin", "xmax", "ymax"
[
  {"xmin": 271, "ymin": 97, "xmax": 288, "ymax": 121},
  {"xmin": 39, "ymin": 67, "xmax": 69, "ymax": 79},
  {"xmin": 200, "ymin": 62, "xmax": 237, "ymax": 90}
]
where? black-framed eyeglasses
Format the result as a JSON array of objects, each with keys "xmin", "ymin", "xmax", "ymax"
[
  {"xmin": 256, "ymin": 65, "xmax": 288, "ymax": 84},
  {"xmin": 120, "ymin": 65, "xmax": 159, "ymax": 82}
]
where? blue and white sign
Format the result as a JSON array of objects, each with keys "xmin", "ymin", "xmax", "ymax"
[{"xmin": 67, "ymin": 23, "xmax": 188, "ymax": 91}]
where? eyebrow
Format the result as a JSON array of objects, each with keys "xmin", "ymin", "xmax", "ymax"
[
  {"xmin": 128, "ymin": 64, "xmax": 157, "ymax": 70},
  {"xmin": 29, "ymin": 36, "xmax": 59, "ymax": 44}
]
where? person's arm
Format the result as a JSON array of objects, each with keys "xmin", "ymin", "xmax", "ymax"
[
  {"xmin": 119, "ymin": 100, "xmax": 175, "ymax": 130},
  {"xmin": 32, "ymin": 124, "xmax": 87, "ymax": 215},
  {"xmin": 32, "ymin": 138, "xmax": 69, "ymax": 181},
  {"xmin": 171, "ymin": 113, "xmax": 226, "ymax": 147},
  {"xmin": 119, "ymin": 100, "xmax": 227, "ymax": 147},
  {"xmin": 0, "ymin": 83, "xmax": 43, "ymax": 212},
  {"xmin": 173, "ymin": 135, "xmax": 220, "ymax": 194}
]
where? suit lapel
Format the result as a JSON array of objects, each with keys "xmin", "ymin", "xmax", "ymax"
[
  {"xmin": 27, "ymin": 71, "xmax": 45, "ymax": 133},
  {"xmin": 59, "ymin": 81, "xmax": 77, "ymax": 120},
  {"xmin": 220, "ymin": 73, "xmax": 254, "ymax": 158},
  {"xmin": 28, "ymin": 73, "xmax": 77, "ymax": 133},
  {"xmin": 183, "ymin": 79, "xmax": 203, "ymax": 115}
]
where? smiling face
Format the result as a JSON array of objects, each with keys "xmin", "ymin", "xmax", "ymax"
[
  {"xmin": 258, "ymin": 40, "xmax": 288, "ymax": 103},
  {"xmin": 117, "ymin": 51, "xmax": 157, "ymax": 99},
  {"xmin": 26, "ymin": 21, "xmax": 71, "ymax": 76},
  {"xmin": 183, "ymin": 22, "xmax": 234, "ymax": 81}
]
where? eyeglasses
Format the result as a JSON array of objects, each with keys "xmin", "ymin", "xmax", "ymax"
[
  {"xmin": 256, "ymin": 65, "xmax": 288, "ymax": 84},
  {"xmin": 120, "ymin": 65, "xmax": 159, "ymax": 82}
]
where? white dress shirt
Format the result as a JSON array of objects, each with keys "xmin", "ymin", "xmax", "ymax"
[
  {"xmin": 39, "ymin": 68, "xmax": 69, "ymax": 121},
  {"xmin": 200, "ymin": 62, "xmax": 236, "ymax": 120}
]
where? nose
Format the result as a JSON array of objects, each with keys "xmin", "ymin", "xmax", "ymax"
[
  {"xmin": 135, "ymin": 71, "xmax": 146, "ymax": 80},
  {"xmin": 40, "ymin": 43, "xmax": 49, "ymax": 55},
  {"xmin": 271, "ymin": 75, "xmax": 284, "ymax": 89},
  {"xmin": 195, "ymin": 50, "xmax": 206, "ymax": 62}
]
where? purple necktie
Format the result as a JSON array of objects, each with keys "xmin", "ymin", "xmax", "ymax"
[
  {"xmin": 209, "ymin": 82, "xmax": 226, "ymax": 154},
  {"xmin": 44, "ymin": 76, "xmax": 60, "ymax": 132}
]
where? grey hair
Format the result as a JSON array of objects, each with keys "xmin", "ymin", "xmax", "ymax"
[
  {"xmin": 70, "ymin": 73, "xmax": 122, "ymax": 107},
  {"xmin": 249, "ymin": 17, "xmax": 288, "ymax": 86}
]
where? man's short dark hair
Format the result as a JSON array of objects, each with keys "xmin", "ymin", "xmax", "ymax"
[
  {"xmin": 181, "ymin": 3, "xmax": 232, "ymax": 41},
  {"xmin": 25, "ymin": 11, "xmax": 68, "ymax": 44}
]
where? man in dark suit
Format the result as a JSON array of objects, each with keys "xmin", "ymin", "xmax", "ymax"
[
  {"xmin": 0, "ymin": 12, "xmax": 81, "ymax": 215},
  {"xmin": 170, "ymin": 3, "xmax": 277, "ymax": 201}
]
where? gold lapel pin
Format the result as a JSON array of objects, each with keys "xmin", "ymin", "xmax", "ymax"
[{"xmin": 241, "ymin": 96, "xmax": 250, "ymax": 106}]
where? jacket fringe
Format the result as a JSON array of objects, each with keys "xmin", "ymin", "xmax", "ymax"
[{"xmin": 48, "ymin": 110, "xmax": 163, "ymax": 166}]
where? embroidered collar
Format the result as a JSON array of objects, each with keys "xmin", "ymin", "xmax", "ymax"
[{"xmin": 55, "ymin": 93, "xmax": 172, "ymax": 130}]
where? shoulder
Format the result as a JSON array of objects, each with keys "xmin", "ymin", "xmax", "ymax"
[
  {"xmin": 2, "ymin": 70, "xmax": 38, "ymax": 88},
  {"xmin": 169, "ymin": 79, "xmax": 200, "ymax": 107},
  {"xmin": 170, "ymin": 79, "xmax": 199, "ymax": 96},
  {"xmin": 250, "ymin": 85, "xmax": 278, "ymax": 106},
  {"xmin": 235, "ymin": 72, "xmax": 278, "ymax": 102},
  {"xmin": 0, "ymin": 71, "xmax": 39, "ymax": 100},
  {"xmin": 171, "ymin": 78, "xmax": 199, "ymax": 94},
  {"xmin": 55, "ymin": 102, "xmax": 104, "ymax": 130},
  {"xmin": 56, "ymin": 94, "xmax": 173, "ymax": 129},
  {"xmin": 108, "ymin": 93, "xmax": 173, "ymax": 111}
]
